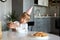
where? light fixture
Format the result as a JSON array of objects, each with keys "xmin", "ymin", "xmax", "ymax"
[{"xmin": 0, "ymin": 0, "xmax": 7, "ymax": 2}]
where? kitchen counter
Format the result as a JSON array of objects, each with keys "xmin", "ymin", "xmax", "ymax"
[{"xmin": 34, "ymin": 16, "xmax": 60, "ymax": 18}]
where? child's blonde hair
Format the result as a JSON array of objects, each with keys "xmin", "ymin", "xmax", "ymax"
[{"xmin": 20, "ymin": 12, "xmax": 30, "ymax": 21}]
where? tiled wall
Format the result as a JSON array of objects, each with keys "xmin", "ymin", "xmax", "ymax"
[
  {"xmin": 34, "ymin": 6, "xmax": 47, "ymax": 16},
  {"xmin": 0, "ymin": 0, "xmax": 12, "ymax": 31}
]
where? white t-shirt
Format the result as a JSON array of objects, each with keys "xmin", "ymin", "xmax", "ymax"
[{"xmin": 14, "ymin": 21, "xmax": 28, "ymax": 34}]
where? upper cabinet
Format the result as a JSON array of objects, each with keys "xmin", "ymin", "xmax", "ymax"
[{"xmin": 34, "ymin": 0, "xmax": 48, "ymax": 6}]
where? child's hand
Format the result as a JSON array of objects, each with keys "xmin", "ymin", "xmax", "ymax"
[{"xmin": 7, "ymin": 21, "xmax": 18, "ymax": 29}]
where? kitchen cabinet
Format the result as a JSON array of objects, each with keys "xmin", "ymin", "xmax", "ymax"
[
  {"xmin": 38, "ymin": 0, "xmax": 48, "ymax": 6},
  {"xmin": 43, "ymin": 0, "xmax": 48, "ymax": 6},
  {"xmin": 33, "ymin": 5, "xmax": 50, "ymax": 32},
  {"xmin": 32, "ymin": 18, "xmax": 51, "ymax": 33}
]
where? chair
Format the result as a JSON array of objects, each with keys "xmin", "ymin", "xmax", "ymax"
[{"xmin": 27, "ymin": 21, "xmax": 34, "ymax": 31}]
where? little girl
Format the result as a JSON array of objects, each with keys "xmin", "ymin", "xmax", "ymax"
[{"xmin": 7, "ymin": 7, "xmax": 33, "ymax": 34}]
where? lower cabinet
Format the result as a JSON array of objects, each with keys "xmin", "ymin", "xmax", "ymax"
[{"xmin": 32, "ymin": 18, "xmax": 51, "ymax": 33}]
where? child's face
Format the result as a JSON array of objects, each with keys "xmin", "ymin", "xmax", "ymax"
[{"xmin": 20, "ymin": 17, "xmax": 29, "ymax": 23}]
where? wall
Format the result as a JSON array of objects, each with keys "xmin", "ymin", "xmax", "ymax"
[
  {"xmin": 0, "ymin": 0, "xmax": 12, "ymax": 31},
  {"xmin": 23, "ymin": 0, "xmax": 34, "ymax": 12},
  {"xmin": 23, "ymin": 0, "xmax": 34, "ymax": 21},
  {"xmin": 34, "ymin": 6, "xmax": 47, "ymax": 16},
  {"xmin": 12, "ymin": 0, "xmax": 23, "ymax": 20}
]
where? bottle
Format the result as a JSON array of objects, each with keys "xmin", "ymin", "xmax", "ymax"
[
  {"xmin": 54, "ymin": 13, "xmax": 56, "ymax": 17},
  {"xmin": 0, "ymin": 21, "xmax": 2, "ymax": 40},
  {"xmin": 47, "ymin": 14, "xmax": 48, "ymax": 17}
]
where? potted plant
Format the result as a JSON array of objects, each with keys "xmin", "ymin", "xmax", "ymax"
[
  {"xmin": 6, "ymin": 10, "xmax": 17, "ymax": 31},
  {"xmin": 6, "ymin": 10, "xmax": 17, "ymax": 22}
]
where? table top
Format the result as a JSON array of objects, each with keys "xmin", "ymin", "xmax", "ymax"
[{"xmin": 2, "ymin": 31, "xmax": 60, "ymax": 40}]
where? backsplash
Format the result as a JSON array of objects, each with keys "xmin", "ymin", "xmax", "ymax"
[
  {"xmin": 34, "ymin": 5, "xmax": 60, "ymax": 18},
  {"xmin": 34, "ymin": 6, "xmax": 47, "ymax": 18}
]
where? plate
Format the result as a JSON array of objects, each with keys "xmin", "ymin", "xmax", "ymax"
[{"xmin": 31, "ymin": 32, "xmax": 49, "ymax": 39}]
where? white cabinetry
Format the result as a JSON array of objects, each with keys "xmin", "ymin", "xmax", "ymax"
[
  {"xmin": 38, "ymin": 0, "xmax": 44, "ymax": 5},
  {"xmin": 38, "ymin": 0, "xmax": 48, "ymax": 6}
]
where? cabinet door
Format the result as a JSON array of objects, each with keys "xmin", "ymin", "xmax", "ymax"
[
  {"xmin": 33, "ymin": 18, "xmax": 51, "ymax": 32},
  {"xmin": 43, "ymin": 0, "xmax": 48, "ymax": 6},
  {"xmin": 38, "ymin": 0, "xmax": 44, "ymax": 5},
  {"xmin": 38, "ymin": 0, "xmax": 48, "ymax": 6}
]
